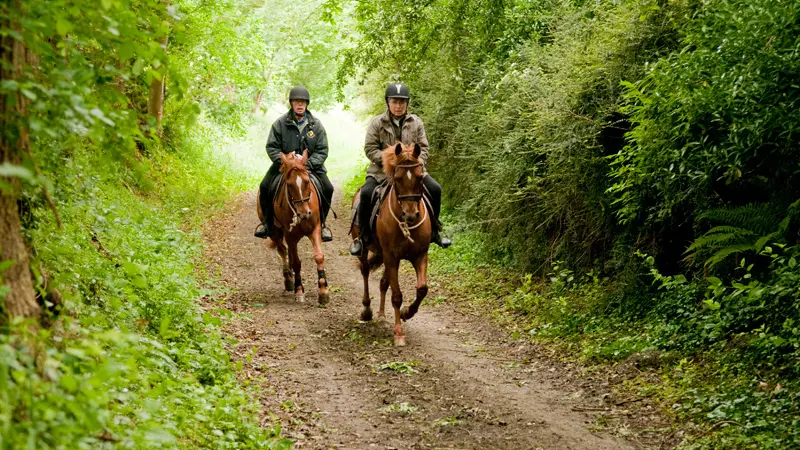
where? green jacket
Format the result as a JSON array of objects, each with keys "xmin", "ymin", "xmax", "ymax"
[
  {"xmin": 266, "ymin": 110, "xmax": 329, "ymax": 173},
  {"xmin": 364, "ymin": 110, "xmax": 429, "ymax": 182}
]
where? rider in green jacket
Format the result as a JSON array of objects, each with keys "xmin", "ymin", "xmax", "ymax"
[{"xmin": 255, "ymin": 86, "xmax": 334, "ymax": 241}]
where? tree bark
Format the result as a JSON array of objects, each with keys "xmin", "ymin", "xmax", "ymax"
[
  {"xmin": 0, "ymin": 4, "xmax": 42, "ymax": 320},
  {"xmin": 147, "ymin": 34, "xmax": 169, "ymax": 134}
]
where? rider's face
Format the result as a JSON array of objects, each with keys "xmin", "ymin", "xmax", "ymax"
[
  {"xmin": 387, "ymin": 98, "xmax": 408, "ymax": 117},
  {"xmin": 291, "ymin": 100, "xmax": 308, "ymax": 117}
]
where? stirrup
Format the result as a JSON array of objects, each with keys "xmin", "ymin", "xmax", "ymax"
[
  {"xmin": 321, "ymin": 225, "xmax": 333, "ymax": 242},
  {"xmin": 254, "ymin": 223, "xmax": 270, "ymax": 239},
  {"xmin": 349, "ymin": 237, "xmax": 365, "ymax": 256}
]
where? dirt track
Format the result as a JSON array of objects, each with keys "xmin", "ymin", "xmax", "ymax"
[{"xmin": 202, "ymin": 191, "xmax": 648, "ymax": 449}]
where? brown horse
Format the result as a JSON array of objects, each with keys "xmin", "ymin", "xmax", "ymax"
[
  {"xmin": 257, "ymin": 150, "xmax": 329, "ymax": 304},
  {"xmin": 351, "ymin": 142, "xmax": 431, "ymax": 346}
]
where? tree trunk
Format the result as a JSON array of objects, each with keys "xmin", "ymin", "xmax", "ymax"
[
  {"xmin": 147, "ymin": 34, "xmax": 169, "ymax": 134},
  {"xmin": 0, "ymin": 4, "xmax": 42, "ymax": 320}
]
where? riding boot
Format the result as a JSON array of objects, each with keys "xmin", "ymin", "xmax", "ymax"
[
  {"xmin": 321, "ymin": 224, "xmax": 333, "ymax": 242},
  {"xmin": 431, "ymin": 228, "xmax": 451, "ymax": 249},
  {"xmin": 430, "ymin": 216, "xmax": 451, "ymax": 249}
]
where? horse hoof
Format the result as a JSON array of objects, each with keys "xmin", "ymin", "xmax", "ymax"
[
  {"xmin": 376, "ymin": 313, "xmax": 387, "ymax": 322},
  {"xmin": 400, "ymin": 306, "xmax": 415, "ymax": 321},
  {"xmin": 296, "ymin": 293, "xmax": 305, "ymax": 303},
  {"xmin": 394, "ymin": 335, "xmax": 406, "ymax": 347},
  {"xmin": 284, "ymin": 280, "xmax": 294, "ymax": 292},
  {"xmin": 360, "ymin": 309, "xmax": 373, "ymax": 322},
  {"xmin": 318, "ymin": 293, "xmax": 329, "ymax": 306}
]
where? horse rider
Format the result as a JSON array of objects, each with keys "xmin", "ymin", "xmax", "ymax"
[
  {"xmin": 349, "ymin": 82, "xmax": 451, "ymax": 255},
  {"xmin": 255, "ymin": 86, "xmax": 334, "ymax": 241}
]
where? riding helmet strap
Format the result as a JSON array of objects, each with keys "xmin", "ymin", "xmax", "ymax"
[{"xmin": 317, "ymin": 269, "xmax": 328, "ymax": 287}]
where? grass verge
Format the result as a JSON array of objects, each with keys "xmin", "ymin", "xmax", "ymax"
[{"xmin": 427, "ymin": 228, "xmax": 800, "ymax": 449}]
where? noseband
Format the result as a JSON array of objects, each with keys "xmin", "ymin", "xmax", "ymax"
[{"xmin": 389, "ymin": 161, "xmax": 427, "ymax": 242}]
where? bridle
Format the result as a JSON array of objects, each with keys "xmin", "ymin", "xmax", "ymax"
[
  {"xmin": 284, "ymin": 166, "xmax": 312, "ymax": 231},
  {"xmin": 388, "ymin": 161, "xmax": 427, "ymax": 242}
]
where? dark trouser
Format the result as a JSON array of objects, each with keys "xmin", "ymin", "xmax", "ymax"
[
  {"xmin": 358, "ymin": 175, "xmax": 442, "ymax": 237},
  {"xmin": 315, "ymin": 171, "xmax": 334, "ymax": 223},
  {"xmin": 358, "ymin": 177, "xmax": 380, "ymax": 237},
  {"xmin": 259, "ymin": 165, "xmax": 334, "ymax": 227}
]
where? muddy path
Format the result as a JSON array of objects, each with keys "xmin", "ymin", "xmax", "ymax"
[{"xmin": 202, "ymin": 191, "xmax": 650, "ymax": 450}]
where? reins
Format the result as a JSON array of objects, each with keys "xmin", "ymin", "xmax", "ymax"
[
  {"xmin": 387, "ymin": 161, "xmax": 428, "ymax": 242},
  {"xmin": 283, "ymin": 166, "xmax": 312, "ymax": 231}
]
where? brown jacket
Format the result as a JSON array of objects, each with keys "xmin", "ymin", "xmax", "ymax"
[{"xmin": 364, "ymin": 110, "xmax": 429, "ymax": 182}]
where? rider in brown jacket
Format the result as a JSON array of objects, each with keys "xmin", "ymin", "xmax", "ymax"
[{"xmin": 349, "ymin": 83, "xmax": 451, "ymax": 255}]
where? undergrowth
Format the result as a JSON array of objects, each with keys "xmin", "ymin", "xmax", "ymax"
[
  {"xmin": 429, "ymin": 229, "xmax": 800, "ymax": 449},
  {"xmin": 0, "ymin": 119, "xmax": 292, "ymax": 448}
]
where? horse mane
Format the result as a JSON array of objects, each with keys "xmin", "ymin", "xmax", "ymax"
[
  {"xmin": 280, "ymin": 152, "xmax": 307, "ymax": 174},
  {"xmin": 382, "ymin": 143, "xmax": 419, "ymax": 180}
]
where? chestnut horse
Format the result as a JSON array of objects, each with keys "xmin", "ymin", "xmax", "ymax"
[
  {"xmin": 351, "ymin": 143, "xmax": 431, "ymax": 346},
  {"xmin": 257, "ymin": 150, "xmax": 329, "ymax": 304}
]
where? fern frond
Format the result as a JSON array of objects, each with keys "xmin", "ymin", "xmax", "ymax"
[
  {"xmin": 705, "ymin": 243, "xmax": 757, "ymax": 267},
  {"xmin": 686, "ymin": 230, "xmax": 747, "ymax": 253},
  {"xmin": 704, "ymin": 226, "xmax": 756, "ymax": 236},
  {"xmin": 754, "ymin": 231, "xmax": 780, "ymax": 251},
  {"xmin": 700, "ymin": 203, "xmax": 781, "ymax": 236}
]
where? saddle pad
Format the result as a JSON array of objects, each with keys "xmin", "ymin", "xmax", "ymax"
[
  {"xmin": 351, "ymin": 178, "xmax": 436, "ymax": 232},
  {"xmin": 271, "ymin": 172, "xmax": 324, "ymax": 211}
]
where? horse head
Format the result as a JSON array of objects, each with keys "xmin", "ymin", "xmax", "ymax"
[
  {"xmin": 280, "ymin": 150, "xmax": 313, "ymax": 221},
  {"xmin": 383, "ymin": 142, "xmax": 424, "ymax": 225}
]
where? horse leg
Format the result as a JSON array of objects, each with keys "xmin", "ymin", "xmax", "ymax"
[
  {"xmin": 385, "ymin": 260, "xmax": 405, "ymax": 346},
  {"xmin": 311, "ymin": 229, "xmax": 329, "ymax": 305},
  {"xmin": 273, "ymin": 231, "xmax": 293, "ymax": 292},
  {"xmin": 288, "ymin": 238, "xmax": 304, "ymax": 303},
  {"xmin": 401, "ymin": 254, "xmax": 429, "ymax": 321},
  {"xmin": 377, "ymin": 269, "xmax": 389, "ymax": 321},
  {"xmin": 358, "ymin": 252, "xmax": 372, "ymax": 322}
]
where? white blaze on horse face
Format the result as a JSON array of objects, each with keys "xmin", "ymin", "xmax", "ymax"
[
  {"xmin": 296, "ymin": 175, "xmax": 303, "ymax": 191},
  {"xmin": 406, "ymin": 170, "xmax": 412, "ymax": 180}
]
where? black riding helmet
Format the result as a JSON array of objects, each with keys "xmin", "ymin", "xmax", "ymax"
[
  {"xmin": 289, "ymin": 86, "xmax": 310, "ymax": 104},
  {"xmin": 385, "ymin": 83, "xmax": 410, "ymax": 101}
]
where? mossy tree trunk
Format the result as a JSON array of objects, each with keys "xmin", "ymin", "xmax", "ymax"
[{"xmin": 0, "ymin": 2, "xmax": 41, "ymax": 320}]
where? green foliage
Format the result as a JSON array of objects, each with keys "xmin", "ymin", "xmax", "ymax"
[
  {"xmin": 373, "ymin": 361, "xmax": 418, "ymax": 375},
  {"xmin": 2, "ymin": 142, "xmax": 290, "ymax": 447},
  {"xmin": 610, "ymin": 0, "xmax": 800, "ymax": 235},
  {"xmin": 342, "ymin": 0, "xmax": 686, "ymax": 272},
  {"xmin": 1, "ymin": 0, "xmax": 303, "ymax": 447}
]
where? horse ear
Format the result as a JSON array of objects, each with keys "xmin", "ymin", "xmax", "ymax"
[
  {"xmin": 280, "ymin": 152, "xmax": 288, "ymax": 164},
  {"xmin": 394, "ymin": 143, "xmax": 403, "ymax": 155},
  {"xmin": 413, "ymin": 143, "xmax": 421, "ymax": 158},
  {"xmin": 301, "ymin": 149, "xmax": 309, "ymax": 164}
]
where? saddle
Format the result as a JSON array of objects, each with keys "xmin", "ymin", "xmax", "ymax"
[
  {"xmin": 271, "ymin": 172, "xmax": 325, "ymax": 212},
  {"xmin": 350, "ymin": 178, "xmax": 436, "ymax": 232}
]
